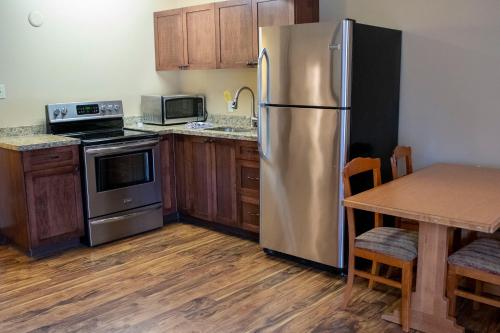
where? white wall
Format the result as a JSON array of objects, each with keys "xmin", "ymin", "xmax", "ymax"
[
  {"xmin": 320, "ymin": 0, "xmax": 500, "ymax": 168},
  {"xmin": 0, "ymin": 0, "xmax": 256, "ymax": 128}
]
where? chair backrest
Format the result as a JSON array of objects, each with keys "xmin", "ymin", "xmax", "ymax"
[
  {"xmin": 391, "ymin": 146, "xmax": 413, "ymax": 180},
  {"xmin": 343, "ymin": 158, "xmax": 383, "ymax": 249}
]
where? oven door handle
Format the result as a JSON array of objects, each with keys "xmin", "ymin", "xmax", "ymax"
[
  {"xmin": 85, "ymin": 139, "xmax": 159, "ymax": 156},
  {"xmin": 89, "ymin": 204, "xmax": 163, "ymax": 226}
]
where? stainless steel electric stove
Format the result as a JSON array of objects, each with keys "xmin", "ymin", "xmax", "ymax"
[{"xmin": 46, "ymin": 100, "xmax": 163, "ymax": 246}]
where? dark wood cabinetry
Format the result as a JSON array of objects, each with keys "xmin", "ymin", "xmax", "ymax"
[
  {"xmin": 212, "ymin": 138, "xmax": 238, "ymax": 226},
  {"xmin": 155, "ymin": 4, "xmax": 216, "ymax": 71},
  {"xmin": 235, "ymin": 141, "xmax": 260, "ymax": 233},
  {"xmin": 215, "ymin": 0, "xmax": 254, "ymax": 69},
  {"xmin": 173, "ymin": 135, "xmax": 259, "ymax": 233},
  {"xmin": 160, "ymin": 135, "xmax": 177, "ymax": 216},
  {"xmin": 154, "ymin": 9, "xmax": 184, "ymax": 70},
  {"xmin": 0, "ymin": 145, "xmax": 84, "ymax": 256},
  {"xmin": 252, "ymin": 0, "xmax": 319, "ymax": 60},
  {"xmin": 189, "ymin": 136, "xmax": 215, "ymax": 220},
  {"xmin": 183, "ymin": 4, "xmax": 217, "ymax": 70},
  {"xmin": 155, "ymin": 0, "xmax": 318, "ymax": 70}
]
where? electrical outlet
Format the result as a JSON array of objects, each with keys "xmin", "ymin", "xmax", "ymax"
[{"xmin": 0, "ymin": 84, "xmax": 6, "ymax": 99}]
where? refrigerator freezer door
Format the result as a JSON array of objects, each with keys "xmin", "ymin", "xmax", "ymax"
[
  {"xmin": 259, "ymin": 22, "xmax": 343, "ymax": 108},
  {"xmin": 260, "ymin": 106, "xmax": 343, "ymax": 267}
]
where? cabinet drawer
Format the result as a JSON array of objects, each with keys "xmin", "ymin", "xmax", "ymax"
[
  {"xmin": 23, "ymin": 146, "xmax": 79, "ymax": 172},
  {"xmin": 237, "ymin": 160, "xmax": 260, "ymax": 196},
  {"xmin": 239, "ymin": 195, "xmax": 259, "ymax": 233},
  {"xmin": 236, "ymin": 141, "xmax": 259, "ymax": 161}
]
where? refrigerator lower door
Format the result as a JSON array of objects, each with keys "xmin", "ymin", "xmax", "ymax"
[{"xmin": 260, "ymin": 106, "xmax": 344, "ymax": 267}]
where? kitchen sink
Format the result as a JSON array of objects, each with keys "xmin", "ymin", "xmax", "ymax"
[{"xmin": 208, "ymin": 126, "xmax": 254, "ymax": 133}]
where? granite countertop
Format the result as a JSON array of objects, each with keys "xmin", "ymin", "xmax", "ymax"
[
  {"xmin": 127, "ymin": 123, "xmax": 258, "ymax": 142},
  {"xmin": 0, "ymin": 116, "xmax": 257, "ymax": 152},
  {"xmin": 0, "ymin": 135, "xmax": 81, "ymax": 151}
]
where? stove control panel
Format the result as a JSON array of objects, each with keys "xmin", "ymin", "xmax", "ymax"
[{"xmin": 46, "ymin": 100, "xmax": 123, "ymax": 123}]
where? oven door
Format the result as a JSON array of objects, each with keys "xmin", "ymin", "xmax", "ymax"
[{"xmin": 84, "ymin": 139, "xmax": 162, "ymax": 218}]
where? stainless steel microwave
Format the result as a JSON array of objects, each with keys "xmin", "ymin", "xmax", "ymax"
[{"xmin": 141, "ymin": 95, "xmax": 206, "ymax": 125}]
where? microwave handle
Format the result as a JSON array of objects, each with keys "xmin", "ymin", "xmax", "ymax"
[{"xmin": 202, "ymin": 106, "xmax": 208, "ymax": 121}]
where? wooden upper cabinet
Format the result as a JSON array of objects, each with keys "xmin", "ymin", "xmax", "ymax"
[
  {"xmin": 252, "ymin": 0, "xmax": 318, "ymax": 60},
  {"xmin": 215, "ymin": 0, "xmax": 254, "ymax": 68},
  {"xmin": 154, "ymin": 1, "xmax": 318, "ymax": 71},
  {"xmin": 183, "ymin": 4, "xmax": 217, "ymax": 70},
  {"xmin": 155, "ymin": 4, "xmax": 216, "ymax": 71},
  {"xmin": 294, "ymin": 0, "xmax": 319, "ymax": 24},
  {"xmin": 253, "ymin": 0, "xmax": 294, "ymax": 29},
  {"xmin": 155, "ymin": 9, "xmax": 184, "ymax": 71}
]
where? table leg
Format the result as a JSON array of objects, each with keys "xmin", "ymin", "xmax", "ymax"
[{"xmin": 382, "ymin": 222, "xmax": 464, "ymax": 333}]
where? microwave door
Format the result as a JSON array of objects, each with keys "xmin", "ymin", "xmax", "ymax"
[{"xmin": 163, "ymin": 96, "xmax": 206, "ymax": 125}]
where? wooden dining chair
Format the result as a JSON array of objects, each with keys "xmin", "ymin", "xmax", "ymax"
[
  {"xmin": 343, "ymin": 157, "xmax": 418, "ymax": 332},
  {"xmin": 447, "ymin": 237, "xmax": 500, "ymax": 315},
  {"xmin": 390, "ymin": 146, "xmax": 418, "ymax": 231},
  {"xmin": 391, "ymin": 146, "xmax": 462, "ymax": 254}
]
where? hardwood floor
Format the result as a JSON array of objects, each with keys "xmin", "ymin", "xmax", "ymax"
[{"xmin": 0, "ymin": 223, "xmax": 498, "ymax": 333}]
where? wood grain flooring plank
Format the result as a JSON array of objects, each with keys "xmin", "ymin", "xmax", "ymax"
[{"xmin": 0, "ymin": 223, "xmax": 497, "ymax": 333}]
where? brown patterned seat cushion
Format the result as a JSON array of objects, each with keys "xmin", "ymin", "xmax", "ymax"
[
  {"xmin": 448, "ymin": 238, "xmax": 500, "ymax": 275},
  {"xmin": 355, "ymin": 227, "xmax": 418, "ymax": 261}
]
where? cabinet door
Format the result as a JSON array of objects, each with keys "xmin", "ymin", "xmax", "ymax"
[
  {"xmin": 188, "ymin": 136, "xmax": 214, "ymax": 220},
  {"xmin": 182, "ymin": 4, "xmax": 217, "ymax": 70},
  {"xmin": 160, "ymin": 135, "xmax": 177, "ymax": 215},
  {"xmin": 212, "ymin": 139, "xmax": 238, "ymax": 226},
  {"xmin": 252, "ymin": 0, "xmax": 294, "ymax": 56},
  {"xmin": 237, "ymin": 160, "xmax": 260, "ymax": 198},
  {"xmin": 294, "ymin": 0, "xmax": 319, "ymax": 24},
  {"xmin": 25, "ymin": 165, "xmax": 84, "ymax": 247},
  {"xmin": 239, "ymin": 195, "xmax": 260, "ymax": 233},
  {"xmin": 215, "ymin": 0, "xmax": 255, "ymax": 69},
  {"xmin": 175, "ymin": 135, "xmax": 190, "ymax": 214},
  {"xmin": 155, "ymin": 9, "xmax": 185, "ymax": 70}
]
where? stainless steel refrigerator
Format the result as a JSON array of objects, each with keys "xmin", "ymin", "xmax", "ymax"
[{"xmin": 258, "ymin": 19, "xmax": 402, "ymax": 269}]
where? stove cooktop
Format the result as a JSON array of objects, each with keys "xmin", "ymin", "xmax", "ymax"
[{"xmin": 65, "ymin": 129, "xmax": 158, "ymax": 146}]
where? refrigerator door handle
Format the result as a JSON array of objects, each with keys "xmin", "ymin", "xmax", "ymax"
[{"xmin": 258, "ymin": 47, "xmax": 270, "ymax": 160}]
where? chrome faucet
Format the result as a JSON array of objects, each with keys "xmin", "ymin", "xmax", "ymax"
[{"xmin": 231, "ymin": 86, "xmax": 258, "ymax": 128}]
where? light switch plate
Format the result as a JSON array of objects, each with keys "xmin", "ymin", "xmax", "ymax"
[{"xmin": 0, "ymin": 84, "xmax": 6, "ymax": 99}]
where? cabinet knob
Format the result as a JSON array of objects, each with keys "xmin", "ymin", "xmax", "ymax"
[
  {"xmin": 247, "ymin": 176, "xmax": 260, "ymax": 181},
  {"xmin": 248, "ymin": 212, "xmax": 260, "ymax": 217}
]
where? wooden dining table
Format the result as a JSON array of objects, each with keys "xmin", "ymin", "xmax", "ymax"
[{"xmin": 343, "ymin": 163, "xmax": 500, "ymax": 333}]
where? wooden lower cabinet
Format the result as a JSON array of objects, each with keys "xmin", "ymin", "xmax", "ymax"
[
  {"xmin": 189, "ymin": 136, "xmax": 215, "ymax": 221},
  {"xmin": 212, "ymin": 138, "xmax": 238, "ymax": 226},
  {"xmin": 239, "ymin": 195, "xmax": 260, "ymax": 233},
  {"xmin": 173, "ymin": 135, "xmax": 259, "ymax": 233},
  {"xmin": 0, "ymin": 145, "xmax": 84, "ymax": 256},
  {"xmin": 160, "ymin": 134, "xmax": 177, "ymax": 216}
]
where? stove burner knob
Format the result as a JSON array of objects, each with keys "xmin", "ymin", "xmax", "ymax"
[
  {"xmin": 113, "ymin": 105, "xmax": 120, "ymax": 112},
  {"xmin": 100, "ymin": 105, "xmax": 106, "ymax": 113},
  {"xmin": 61, "ymin": 108, "xmax": 68, "ymax": 116},
  {"xmin": 53, "ymin": 109, "xmax": 60, "ymax": 117},
  {"xmin": 107, "ymin": 105, "xmax": 113, "ymax": 112}
]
